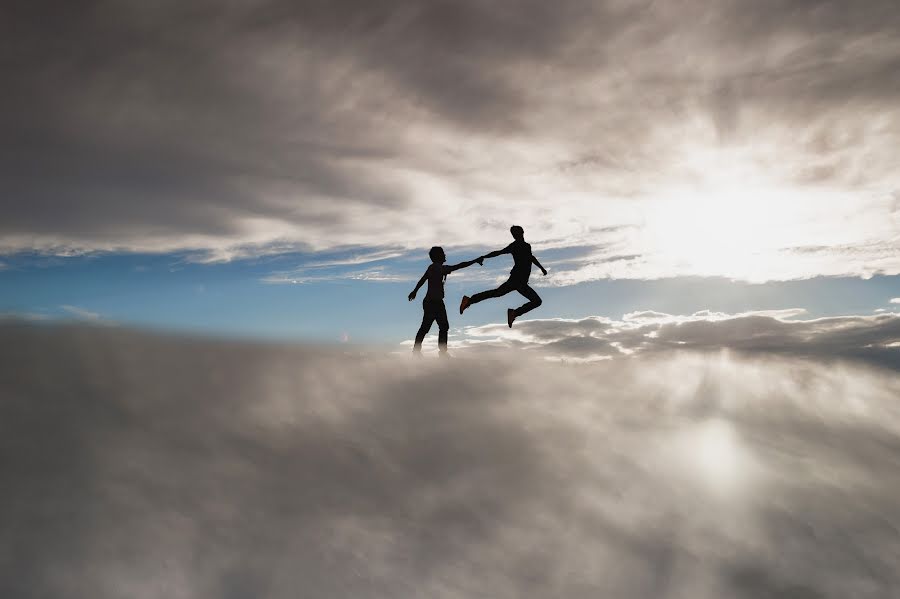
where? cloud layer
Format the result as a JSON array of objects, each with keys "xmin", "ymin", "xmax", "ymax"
[
  {"xmin": 459, "ymin": 309, "xmax": 900, "ymax": 367},
  {"xmin": 2, "ymin": 323, "xmax": 900, "ymax": 597},
  {"xmin": 2, "ymin": 1, "xmax": 899, "ymax": 279}
]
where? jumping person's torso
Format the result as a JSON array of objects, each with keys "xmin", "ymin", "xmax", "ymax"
[
  {"xmin": 508, "ymin": 240, "xmax": 532, "ymax": 281},
  {"xmin": 425, "ymin": 263, "xmax": 445, "ymax": 299}
]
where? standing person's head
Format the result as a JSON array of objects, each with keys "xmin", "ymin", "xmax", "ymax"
[
  {"xmin": 510, "ymin": 225, "xmax": 524, "ymax": 240},
  {"xmin": 429, "ymin": 246, "xmax": 446, "ymax": 263}
]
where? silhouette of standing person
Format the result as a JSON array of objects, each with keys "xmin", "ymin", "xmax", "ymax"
[
  {"xmin": 459, "ymin": 226, "xmax": 547, "ymax": 328},
  {"xmin": 409, "ymin": 247, "xmax": 483, "ymax": 355}
]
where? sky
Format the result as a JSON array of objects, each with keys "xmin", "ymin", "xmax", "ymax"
[
  {"xmin": 4, "ymin": 4, "xmax": 900, "ymax": 594},
  {"xmin": 2, "ymin": 0, "xmax": 899, "ymax": 348}
]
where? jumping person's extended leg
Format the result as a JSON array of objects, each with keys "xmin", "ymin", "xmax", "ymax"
[
  {"xmin": 414, "ymin": 300, "xmax": 437, "ymax": 352},
  {"xmin": 463, "ymin": 280, "xmax": 516, "ymax": 313},
  {"xmin": 435, "ymin": 301, "xmax": 449, "ymax": 354}
]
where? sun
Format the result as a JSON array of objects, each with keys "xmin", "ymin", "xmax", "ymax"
[{"xmin": 636, "ymin": 144, "xmax": 818, "ymax": 281}]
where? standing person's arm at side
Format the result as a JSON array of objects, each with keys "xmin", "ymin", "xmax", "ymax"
[
  {"xmin": 408, "ymin": 270, "xmax": 428, "ymax": 301},
  {"xmin": 531, "ymin": 255, "xmax": 548, "ymax": 276}
]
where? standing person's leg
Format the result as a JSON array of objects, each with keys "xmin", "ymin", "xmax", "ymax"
[
  {"xmin": 435, "ymin": 301, "xmax": 449, "ymax": 354},
  {"xmin": 414, "ymin": 299, "xmax": 437, "ymax": 352},
  {"xmin": 513, "ymin": 283, "xmax": 543, "ymax": 317}
]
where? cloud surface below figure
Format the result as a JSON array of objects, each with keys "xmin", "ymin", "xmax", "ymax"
[{"xmin": 2, "ymin": 322, "xmax": 900, "ymax": 597}]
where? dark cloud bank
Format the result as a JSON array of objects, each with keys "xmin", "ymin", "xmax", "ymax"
[{"xmin": 3, "ymin": 322, "xmax": 900, "ymax": 597}]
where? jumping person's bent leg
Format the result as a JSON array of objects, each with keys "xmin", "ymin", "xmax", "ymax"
[
  {"xmin": 469, "ymin": 280, "xmax": 516, "ymax": 305},
  {"xmin": 513, "ymin": 283, "xmax": 543, "ymax": 317},
  {"xmin": 435, "ymin": 301, "xmax": 449, "ymax": 353}
]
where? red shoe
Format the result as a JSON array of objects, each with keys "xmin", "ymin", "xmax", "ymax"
[
  {"xmin": 507, "ymin": 309, "xmax": 516, "ymax": 328},
  {"xmin": 460, "ymin": 295, "xmax": 471, "ymax": 314}
]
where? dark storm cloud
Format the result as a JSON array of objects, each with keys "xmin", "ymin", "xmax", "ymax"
[
  {"xmin": 2, "ymin": 322, "xmax": 900, "ymax": 597},
  {"xmin": 2, "ymin": 0, "xmax": 899, "ymax": 267}
]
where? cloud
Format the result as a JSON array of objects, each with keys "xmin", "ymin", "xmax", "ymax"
[
  {"xmin": 60, "ymin": 305, "xmax": 103, "ymax": 321},
  {"xmin": 262, "ymin": 248, "xmax": 414, "ymax": 283},
  {"xmin": 891, "ymin": 298, "xmax": 900, "ymax": 304},
  {"xmin": 2, "ymin": 322, "xmax": 900, "ymax": 597},
  {"xmin": 263, "ymin": 266, "xmax": 413, "ymax": 284},
  {"xmin": 460, "ymin": 309, "xmax": 900, "ymax": 367},
  {"xmin": 2, "ymin": 1, "xmax": 899, "ymax": 281},
  {"xmin": 295, "ymin": 248, "xmax": 409, "ymax": 269},
  {"xmin": 0, "ymin": 311, "xmax": 49, "ymax": 322}
]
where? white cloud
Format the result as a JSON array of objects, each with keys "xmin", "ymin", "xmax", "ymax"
[
  {"xmin": 0, "ymin": 311, "xmax": 49, "ymax": 321},
  {"xmin": 456, "ymin": 309, "xmax": 900, "ymax": 365},
  {"xmin": 298, "ymin": 249, "xmax": 409, "ymax": 269},
  {"xmin": 2, "ymin": 323, "xmax": 900, "ymax": 597},
  {"xmin": 60, "ymin": 305, "xmax": 102, "ymax": 321},
  {"xmin": 891, "ymin": 298, "xmax": 900, "ymax": 304},
  {"xmin": 263, "ymin": 266, "xmax": 413, "ymax": 284}
]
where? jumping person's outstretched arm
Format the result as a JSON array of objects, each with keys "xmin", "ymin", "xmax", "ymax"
[
  {"xmin": 479, "ymin": 243, "xmax": 514, "ymax": 262},
  {"xmin": 408, "ymin": 271, "xmax": 428, "ymax": 301},
  {"xmin": 531, "ymin": 255, "xmax": 548, "ymax": 276},
  {"xmin": 444, "ymin": 257, "xmax": 484, "ymax": 274}
]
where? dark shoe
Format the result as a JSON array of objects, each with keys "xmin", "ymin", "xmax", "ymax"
[
  {"xmin": 460, "ymin": 295, "xmax": 471, "ymax": 314},
  {"xmin": 507, "ymin": 309, "xmax": 516, "ymax": 328}
]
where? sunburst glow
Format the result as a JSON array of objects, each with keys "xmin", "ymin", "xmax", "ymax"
[
  {"xmin": 679, "ymin": 417, "xmax": 749, "ymax": 497},
  {"xmin": 634, "ymin": 143, "xmax": 875, "ymax": 282}
]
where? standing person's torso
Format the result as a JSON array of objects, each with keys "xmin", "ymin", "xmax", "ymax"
[
  {"xmin": 425, "ymin": 263, "xmax": 445, "ymax": 299},
  {"xmin": 509, "ymin": 240, "xmax": 532, "ymax": 280}
]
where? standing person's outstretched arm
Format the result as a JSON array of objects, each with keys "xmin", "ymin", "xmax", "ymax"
[
  {"xmin": 444, "ymin": 257, "xmax": 484, "ymax": 274},
  {"xmin": 479, "ymin": 244, "xmax": 514, "ymax": 262},
  {"xmin": 532, "ymin": 255, "xmax": 548, "ymax": 276},
  {"xmin": 408, "ymin": 271, "xmax": 428, "ymax": 301}
]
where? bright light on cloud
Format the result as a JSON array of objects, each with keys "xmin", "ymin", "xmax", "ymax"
[{"xmin": 680, "ymin": 418, "xmax": 749, "ymax": 497}]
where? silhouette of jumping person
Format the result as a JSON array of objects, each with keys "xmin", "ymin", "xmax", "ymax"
[
  {"xmin": 409, "ymin": 247, "xmax": 483, "ymax": 355},
  {"xmin": 459, "ymin": 226, "xmax": 547, "ymax": 328}
]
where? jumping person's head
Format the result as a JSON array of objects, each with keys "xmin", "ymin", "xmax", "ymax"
[
  {"xmin": 510, "ymin": 225, "xmax": 524, "ymax": 240},
  {"xmin": 429, "ymin": 246, "xmax": 446, "ymax": 263}
]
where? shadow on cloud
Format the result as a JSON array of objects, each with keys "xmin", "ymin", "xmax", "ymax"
[{"xmin": 2, "ymin": 323, "xmax": 900, "ymax": 597}]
